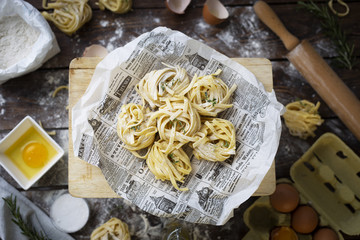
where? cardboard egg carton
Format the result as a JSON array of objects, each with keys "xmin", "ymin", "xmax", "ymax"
[{"xmin": 242, "ymin": 133, "xmax": 360, "ymax": 240}]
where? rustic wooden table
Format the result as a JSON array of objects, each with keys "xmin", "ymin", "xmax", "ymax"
[{"xmin": 0, "ymin": 0, "xmax": 359, "ymax": 239}]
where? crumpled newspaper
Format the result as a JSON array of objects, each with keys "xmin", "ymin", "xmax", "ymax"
[{"xmin": 72, "ymin": 27, "xmax": 283, "ymax": 225}]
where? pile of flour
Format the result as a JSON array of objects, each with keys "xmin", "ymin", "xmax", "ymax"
[{"xmin": 0, "ymin": 15, "xmax": 39, "ymax": 69}]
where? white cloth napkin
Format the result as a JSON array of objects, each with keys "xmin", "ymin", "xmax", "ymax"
[{"xmin": 0, "ymin": 177, "xmax": 74, "ymax": 240}]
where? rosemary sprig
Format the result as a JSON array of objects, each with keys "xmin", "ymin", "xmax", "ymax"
[
  {"xmin": 2, "ymin": 195, "xmax": 51, "ymax": 240},
  {"xmin": 298, "ymin": 0, "xmax": 358, "ymax": 70}
]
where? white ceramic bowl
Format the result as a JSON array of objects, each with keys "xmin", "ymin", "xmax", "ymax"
[
  {"xmin": 0, "ymin": 116, "xmax": 64, "ymax": 190},
  {"xmin": 50, "ymin": 193, "xmax": 89, "ymax": 233}
]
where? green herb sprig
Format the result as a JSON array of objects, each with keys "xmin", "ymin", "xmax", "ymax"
[
  {"xmin": 203, "ymin": 91, "xmax": 217, "ymax": 106},
  {"xmin": 298, "ymin": 0, "xmax": 357, "ymax": 70},
  {"xmin": 131, "ymin": 125, "xmax": 140, "ymax": 131},
  {"xmin": 168, "ymin": 153, "xmax": 179, "ymax": 163},
  {"xmin": 2, "ymin": 195, "xmax": 51, "ymax": 240}
]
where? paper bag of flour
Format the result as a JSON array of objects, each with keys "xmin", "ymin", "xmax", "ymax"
[{"xmin": 0, "ymin": 0, "xmax": 60, "ymax": 83}]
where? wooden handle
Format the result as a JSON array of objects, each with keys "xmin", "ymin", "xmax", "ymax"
[
  {"xmin": 288, "ymin": 41, "xmax": 360, "ymax": 141},
  {"xmin": 254, "ymin": 1, "xmax": 300, "ymax": 51}
]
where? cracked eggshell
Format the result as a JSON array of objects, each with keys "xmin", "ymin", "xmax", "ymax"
[
  {"xmin": 166, "ymin": 0, "xmax": 191, "ymax": 14},
  {"xmin": 203, "ymin": 0, "xmax": 229, "ymax": 25}
]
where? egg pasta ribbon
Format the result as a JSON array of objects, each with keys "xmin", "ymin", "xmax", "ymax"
[
  {"xmin": 180, "ymin": 69, "xmax": 237, "ymax": 116},
  {"xmin": 116, "ymin": 103, "xmax": 157, "ymax": 158},
  {"xmin": 147, "ymin": 140, "xmax": 192, "ymax": 191},
  {"xmin": 136, "ymin": 64, "xmax": 190, "ymax": 108},
  {"xmin": 283, "ymin": 99, "xmax": 324, "ymax": 139},
  {"xmin": 117, "ymin": 66, "xmax": 238, "ymax": 191},
  {"xmin": 90, "ymin": 217, "xmax": 131, "ymax": 240},
  {"xmin": 192, "ymin": 118, "xmax": 236, "ymax": 162},
  {"xmin": 149, "ymin": 97, "xmax": 201, "ymax": 151},
  {"xmin": 42, "ymin": 0, "xmax": 92, "ymax": 35},
  {"xmin": 97, "ymin": 0, "xmax": 132, "ymax": 14}
]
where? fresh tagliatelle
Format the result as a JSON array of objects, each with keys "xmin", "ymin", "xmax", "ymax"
[
  {"xmin": 192, "ymin": 118, "xmax": 236, "ymax": 162},
  {"xmin": 136, "ymin": 64, "xmax": 190, "ymax": 108},
  {"xmin": 116, "ymin": 103, "xmax": 157, "ymax": 158},
  {"xmin": 182, "ymin": 69, "xmax": 237, "ymax": 116},
  {"xmin": 97, "ymin": 0, "xmax": 132, "ymax": 14},
  {"xmin": 147, "ymin": 140, "xmax": 192, "ymax": 191},
  {"xmin": 148, "ymin": 97, "xmax": 201, "ymax": 151},
  {"xmin": 90, "ymin": 217, "xmax": 131, "ymax": 240},
  {"xmin": 283, "ymin": 99, "xmax": 324, "ymax": 139},
  {"xmin": 42, "ymin": 0, "xmax": 92, "ymax": 35},
  {"xmin": 328, "ymin": 0, "xmax": 349, "ymax": 17},
  {"xmin": 117, "ymin": 65, "xmax": 237, "ymax": 191}
]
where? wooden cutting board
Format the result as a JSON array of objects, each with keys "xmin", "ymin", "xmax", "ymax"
[{"xmin": 68, "ymin": 57, "xmax": 276, "ymax": 198}]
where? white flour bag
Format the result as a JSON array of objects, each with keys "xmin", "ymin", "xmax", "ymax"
[{"xmin": 0, "ymin": 0, "xmax": 60, "ymax": 83}]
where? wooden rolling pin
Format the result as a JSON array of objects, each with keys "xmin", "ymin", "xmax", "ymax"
[{"xmin": 254, "ymin": 0, "xmax": 360, "ymax": 141}]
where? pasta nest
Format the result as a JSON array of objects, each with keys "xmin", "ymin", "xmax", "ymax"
[
  {"xmin": 42, "ymin": 0, "xmax": 92, "ymax": 36},
  {"xmin": 116, "ymin": 66, "xmax": 238, "ymax": 191},
  {"xmin": 192, "ymin": 118, "xmax": 236, "ymax": 162},
  {"xmin": 149, "ymin": 97, "xmax": 201, "ymax": 150},
  {"xmin": 97, "ymin": 0, "xmax": 132, "ymax": 14},
  {"xmin": 116, "ymin": 103, "xmax": 157, "ymax": 158},
  {"xmin": 137, "ymin": 65, "xmax": 190, "ymax": 108},
  {"xmin": 147, "ymin": 139, "xmax": 192, "ymax": 191},
  {"xmin": 283, "ymin": 99, "xmax": 324, "ymax": 139},
  {"xmin": 90, "ymin": 217, "xmax": 131, "ymax": 240},
  {"xmin": 181, "ymin": 69, "xmax": 237, "ymax": 116}
]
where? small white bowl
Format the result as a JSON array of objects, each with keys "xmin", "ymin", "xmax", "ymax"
[
  {"xmin": 0, "ymin": 116, "xmax": 64, "ymax": 190},
  {"xmin": 50, "ymin": 193, "xmax": 89, "ymax": 233}
]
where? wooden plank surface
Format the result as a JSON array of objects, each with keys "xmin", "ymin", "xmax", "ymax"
[
  {"xmin": 68, "ymin": 57, "xmax": 276, "ymax": 198},
  {"xmin": 38, "ymin": 4, "xmax": 360, "ymax": 69},
  {"xmin": 0, "ymin": 1, "xmax": 359, "ymax": 239}
]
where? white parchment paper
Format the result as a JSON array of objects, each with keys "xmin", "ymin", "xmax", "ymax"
[{"xmin": 72, "ymin": 27, "xmax": 283, "ymax": 225}]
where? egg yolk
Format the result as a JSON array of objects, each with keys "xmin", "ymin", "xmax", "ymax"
[
  {"xmin": 271, "ymin": 226, "xmax": 298, "ymax": 240},
  {"xmin": 22, "ymin": 142, "xmax": 48, "ymax": 168}
]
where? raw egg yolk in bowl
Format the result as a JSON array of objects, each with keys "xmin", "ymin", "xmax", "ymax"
[
  {"xmin": 22, "ymin": 142, "xmax": 48, "ymax": 168},
  {"xmin": 5, "ymin": 126, "xmax": 57, "ymax": 180}
]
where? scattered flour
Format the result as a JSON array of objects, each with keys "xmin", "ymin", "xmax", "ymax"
[
  {"xmin": 97, "ymin": 18, "xmax": 124, "ymax": 52},
  {"xmin": 195, "ymin": 20, "xmax": 211, "ymax": 32},
  {"xmin": 96, "ymin": 10, "xmax": 168, "ymax": 52},
  {"xmin": 315, "ymin": 38, "xmax": 337, "ymax": 57},
  {"xmin": 213, "ymin": 8, "xmax": 280, "ymax": 58},
  {"xmin": 0, "ymin": 94, "xmax": 6, "ymax": 116},
  {"xmin": 217, "ymin": 30, "xmax": 236, "ymax": 48},
  {"xmin": 115, "ymin": 27, "xmax": 123, "ymax": 37},
  {"xmin": 69, "ymin": 34, "xmax": 81, "ymax": 56},
  {"xmin": 100, "ymin": 19, "xmax": 110, "ymax": 27},
  {"xmin": 45, "ymin": 72, "xmax": 63, "ymax": 85},
  {"xmin": 0, "ymin": 15, "xmax": 39, "ymax": 69},
  {"xmin": 0, "ymin": 94, "xmax": 5, "ymax": 106}
]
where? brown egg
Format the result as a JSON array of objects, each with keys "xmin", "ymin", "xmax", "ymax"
[
  {"xmin": 202, "ymin": 0, "xmax": 229, "ymax": 25},
  {"xmin": 270, "ymin": 226, "xmax": 298, "ymax": 240},
  {"xmin": 313, "ymin": 228, "xmax": 339, "ymax": 240},
  {"xmin": 270, "ymin": 183, "xmax": 300, "ymax": 213},
  {"xmin": 291, "ymin": 205, "xmax": 318, "ymax": 234},
  {"xmin": 82, "ymin": 45, "xmax": 108, "ymax": 57}
]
